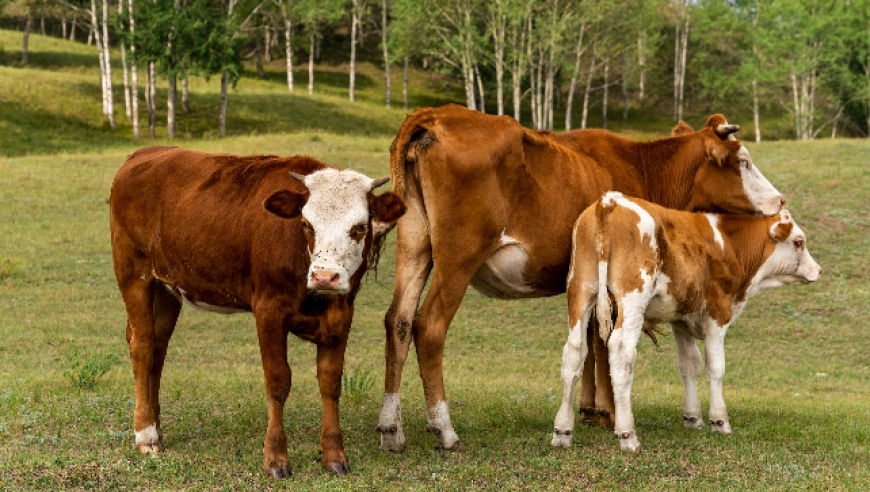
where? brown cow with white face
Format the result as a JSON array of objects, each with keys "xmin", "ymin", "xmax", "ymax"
[
  {"xmin": 110, "ymin": 147, "xmax": 405, "ymax": 478},
  {"xmin": 552, "ymin": 194, "xmax": 821, "ymax": 451},
  {"xmin": 377, "ymin": 104, "xmax": 784, "ymax": 452}
]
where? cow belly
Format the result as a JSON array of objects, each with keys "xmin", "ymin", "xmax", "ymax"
[
  {"xmin": 158, "ymin": 280, "xmax": 248, "ymax": 314},
  {"xmin": 470, "ymin": 243, "xmax": 543, "ymax": 299}
]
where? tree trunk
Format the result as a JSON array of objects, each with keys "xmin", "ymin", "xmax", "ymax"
[
  {"xmin": 492, "ymin": 7, "xmax": 505, "ymax": 116},
  {"xmin": 129, "ymin": 0, "xmax": 139, "ymax": 138},
  {"xmin": 462, "ymin": 57, "xmax": 476, "ymax": 110},
  {"xmin": 120, "ymin": 0, "xmax": 131, "ymax": 119},
  {"xmin": 602, "ymin": 60, "xmax": 609, "ymax": 130},
  {"xmin": 22, "ymin": 10, "xmax": 32, "ymax": 67},
  {"xmin": 101, "ymin": 0, "xmax": 115, "ymax": 129},
  {"xmin": 168, "ymin": 75, "xmax": 176, "ymax": 138},
  {"xmin": 149, "ymin": 62, "xmax": 156, "ymax": 138},
  {"xmin": 403, "ymin": 56, "xmax": 409, "ymax": 110},
  {"xmin": 88, "ymin": 23, "xmax": 93, "ymax": 45},
  {"xmin": 62, "ymin": 16, "xmax": 68, "ymax": 40},
  {"xmin": 752, "ymin": 77, "xmax": 761, "ymax": 142},
  {"xmin": 475, "ymin": 63, "xmax": 486, "ymax": 114},
  {"xmin": 677, "ymin": 10, "xmax": 689, "ymax": 122},
  {"xmin": 309, "ymin": 31, "xmax": 315, "ymax": 94},
  {"xmin": 90, "ymin": 1, "xmax": 105, "ymax": 114},
  {"xmin": 265, "ymin": 28, "xmax": 272, "ymax": 62},
  {"xmin": 182, "ymin": 78, "xmax": 189, "ymax": 113},
  {"xmin": 285, "ymin": 15, "xmax": 294, "ymax": 92},
  {"xmin": 350, "ymin": 2, "xmax": 359, "ymax": 102},
  {"xmin": 71, "ymin": 17, "xmax": 77, "ymax": 42},
  {"xmin": 219, "ymin": 72, "xmax": 228, "ymax": 137},
  {"xmin": 383, "ymin": 0, "xmax": 390, "ymax": 107},
  {"xmin": 581, "ymin": 49, "xmax": 596, "ymax": 129},
  {"xmin": 40, "ymin": 8, "xmax": 45, "ymax": 35},
  {"xmin": 638, "ymin": 29, "xmax": 645, "ymax": 102}
]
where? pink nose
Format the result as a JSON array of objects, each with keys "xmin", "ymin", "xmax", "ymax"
[
  {"xmin": 311, "ymin": 270, "xmax": 341, "ymax": 290},
  {"xmin": 818, "ymin": 266, "xmax": 822, "ymax": 278},
  {"xmin": 780, "ymin": 197, "xmax": 786, "ymax": 210}
]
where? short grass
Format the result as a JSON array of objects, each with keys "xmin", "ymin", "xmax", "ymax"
[
  {"xmin": 1, "ymin": 25, "xmax": 870, "ymax": 491},
  {"xmin": 1, "ymin": 130, "xmax": 869, "ymax": 490}
]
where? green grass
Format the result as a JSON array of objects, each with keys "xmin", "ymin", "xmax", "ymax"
[{"xmin": 1, "ymin": 27, "xmax": 870, "ymax": 491}]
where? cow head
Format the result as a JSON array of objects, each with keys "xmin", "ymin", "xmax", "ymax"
[
  {"xmin": 753, "ymin": 210, "xmax": 822, "ymax": 293},
  {"xmin": 263, "ymin": 169, "xmax": 406, "ymax": 294},
  {"xmin": 682, "ymin": 115, "xmax": 785, "ymax": 216}
]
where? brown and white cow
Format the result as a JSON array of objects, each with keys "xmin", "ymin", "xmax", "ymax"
[
  {"xmin": 110, "ymin": 147, "xmax": 405, "ymax": 478},
  {"xmin": 378, "ymin": 104, "xmax": 784, "ymax": 451},
  {"xmin": 552, "ymin": 193, "xmax": 821, "ymax": 451}
]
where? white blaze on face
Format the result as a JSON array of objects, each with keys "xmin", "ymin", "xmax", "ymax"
[
  {"xmin": 748, "ymin": 212, "xmax": 821, "ymax": 296},
  {"xmin": 736, "ymin": 146, "xmax": 783, "ymax": 216},
  {"xmin": 301, "ymin": 169, "xmax": 373, "ymax": 294}
]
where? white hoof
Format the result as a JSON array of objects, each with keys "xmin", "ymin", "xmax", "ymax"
[
  {"xmin": 615, "ymin": 430, "xmax": 641, "ymax": 452},
  {"xmin": 551, "ymin": 429, "xmax": 573, "ymax": 448},
  {"xmin": 683, "ymin": 415, "xmax": 704, "ymax": 430}
]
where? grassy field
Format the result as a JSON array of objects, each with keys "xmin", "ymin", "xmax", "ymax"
[{"xmin": 1, "ymin": 28, "xmax": 870, "ymax": 491}]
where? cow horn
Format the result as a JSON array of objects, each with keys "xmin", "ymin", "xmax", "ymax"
[
  {"xmin": 288, "ymin": 171, "xmax": 307, "ymax": 184},
  {"xmin": 371, "ymin": 176, "xmax": 391, "ymax": 190},
  {"xmin": 715, "ymin": 123, "xmax": 740, "ymax": 138}
]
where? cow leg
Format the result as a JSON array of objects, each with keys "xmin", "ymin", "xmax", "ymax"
[
  {"xmin": 253, "ymin": 309, "xmax": 293, "ymax": 479},
  {"xmin": 316, "ymin": 331, "xmax": 350, "ymax": 474},
  {"xmin": 577, "ymin": 320, "xmax": 598, "ymax": 425},
  {"xmin": 704, "ymin": 324, "xmax": 731, "ymax": 435},
  {"xmin": 552, "ymin": 290, "xmax": 595, "ymax": 448},
  {"xmin": 593, "ymin": 332, "xmax": 616, "ymax": 428},
  {"xmin": 607, "ymin": 299, "xmax": 646, "ymax": 453},
  {"xmin": 413, "ymin": 264, "xmax": 485, "ymax": 451},
  {"xmin": 672, "ymin": 323, "xmax": 704, "ymax": 430},
  {"xmin": 379, "ymin": 180, "xmax": 432, "ymax": 452},
  {"xmin": 147, "ymin": 285, "xmax": 182, "ymax": 445}
]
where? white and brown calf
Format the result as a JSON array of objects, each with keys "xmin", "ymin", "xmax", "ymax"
[{"xmin": 552, "ymin": 192, "xmax": 821, "ymax": 452}]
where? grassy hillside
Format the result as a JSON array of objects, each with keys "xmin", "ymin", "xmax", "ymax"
[{"xmin": 1, "ymin": 27, "xmax": 869, "ymax": 491}]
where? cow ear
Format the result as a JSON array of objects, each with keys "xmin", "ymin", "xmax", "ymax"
[
  {"xmin": 770, "ymin": 219, "xmax": 794, "ymax": 243},
  {"xmin": 707, "ymin": 140, "xmax": 742, "ymax": 167},
  {"xmin": 264, "ymin": 190, "xmax": 308, "ymax": 219},
  {"xmin": 368, "ymin": 192, "xmax": 407, "ymax": 224},
  {"xmin": 672, "ymin": 121, "xmax": 694, "ymax": 136}
]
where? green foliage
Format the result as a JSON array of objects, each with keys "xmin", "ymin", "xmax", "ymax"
[
  {"xmin": 0, "ymin": 258, "xmax": 22, "ymax": 279},
  {"xmin": 342, "ymin": 368, "xmax": 376, "ymax": 405},
  {"xmin": 62, "ymin": 343, "xmax": 119, "ymax": 390}
]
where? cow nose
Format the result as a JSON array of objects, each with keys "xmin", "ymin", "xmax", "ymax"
[
  {"xmin": 818, "ymin": 266, "xmax": 822, "ymax": 278},
  {"xmin": 780, "ymin": 197, "xmax": 786, "ymax": 209},
  {"xmin": 311, "ymin": 270, "xmax": 341, "ymax": 290}
]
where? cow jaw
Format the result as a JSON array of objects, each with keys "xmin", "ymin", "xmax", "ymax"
[
  {"xmin": 737, "ymin": 146, "xmax": 783, "ymax": 216},
  {"xmin": 300, "ymin": 169, "xmax": 374, "ymax": 294}
]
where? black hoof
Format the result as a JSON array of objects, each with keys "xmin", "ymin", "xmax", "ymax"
[
  {"xmin": 265, "ymin": 467, "xmax": 292, "ymax": 479},
  {"xmin": 325, "ymin": 463, "xmax": 348, "ymax": 475}
]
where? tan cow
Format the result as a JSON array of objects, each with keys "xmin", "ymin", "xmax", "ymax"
[
  {"xmin": 378, "ymin": 104, "xmax": 784, "ymax": 451},
  {"xmin": 110, "ymin": 147, "xmax": 405, "ymax": 478},
  {"xmin": 552, "ymin": 193, "xmax": 821, "ymax": 451}
]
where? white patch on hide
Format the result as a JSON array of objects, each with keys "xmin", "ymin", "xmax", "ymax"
[
  {"xmin": 705, "ymin": 214, "xmax": 724, "ymax": 249},
  {"xmin": 605, "ymin": 192, "xmax": 657, "ymax": 251},
  {"xmin": 737, "ymin": 146, "xmax": 782, "ymax": 216},
  {"xmin": 135, "ymin": 424, "xmax": 159, "ymax": 445}
]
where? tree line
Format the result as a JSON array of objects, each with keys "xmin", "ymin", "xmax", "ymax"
[{"xmin": 8, "ymin": 0, "xmax": 870, "ymax": 140}]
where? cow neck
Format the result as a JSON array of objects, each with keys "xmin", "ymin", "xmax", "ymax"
[
  {"xmin": 714, "ymin": 214, "xmax": 777, "ymax": 302},
  {"xmin": 631, "ymin": 136, "xmax": 701, "ymax": 211}
]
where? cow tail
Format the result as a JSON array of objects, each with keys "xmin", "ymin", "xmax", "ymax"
[
  {"xmin": 595, "ymin": 197, "xmax": 615, "ymax": 345},
  {"xmin": 368, "ymin": 109, "xmax": 435, "ymax": 274}
]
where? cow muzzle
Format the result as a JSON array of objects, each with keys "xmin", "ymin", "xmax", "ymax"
[{"xmin": 310, "ymin": 270, "xmax": 343, "ymax": 293}]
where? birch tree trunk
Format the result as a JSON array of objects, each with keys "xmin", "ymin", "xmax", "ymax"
[
  {"xmin": 349, "ymin": 0, "xmax": 360, "ymax": 102},
  {"xmin": 403, "ymin": 55, "xmax": 409, "ymax": 110},
  {"xmin": 382, "ymin": 0, "xmax": 391, "ymax": 107},
  {"xmin": 148, "ymin": 62, "xmax": 156, "ymax": 138},
  {"xmin": 491, "ymin": 2, "xmax": 505, "ymax": 116},
  {"xmin": 101, "ymin": 0, "xmax": 116, "ymax": 129},
  {"xmin": 284, "ymin": 12, "xmax": 294, "ymax": 92},
  {"xmin": 475, "ymin": 63, "xmax": 486, "ymax": 114},
  {"xmin": 565, "ymin": 35, "xmax": 585, "ymax": 131},
  {"xmin": 622, "ymin": 52, "xmax": 629, "ymax": 120},
  {"xmin": 638, "ymin": 30, "xmax": 645, "ymax": 102},
  {"xmin": 182, "ymin": 78, "xmax": 188, "ymax": 113},
  {"xmin": 129, "ymin": 0, "xmax": 139, "ymax": 138},
  {"xmin": 219, "ymin": 0, "xmax": 236, "ymax": 137},
  {"xmin": 63, "ymin": 16, "xmax": 68, "ymax": 40},
  {"xmin": 119, "ymin": 0, "xmax": 131, "ymax": 119},
  {"xmin": 677, "ymin": 10, "xmax": 689, "ymax": 122},
  {"xmin": 752, "ymin": 78, "xmax": 761, "ymax": 142},
  {"xmin": 71, "ymin": 17, "xmax": 77, "ymax": 41},
  {"xmin": 265, "ymin": 28, "xmax": 272, "ymax": 62},
  {"xmin": 581, "ymin": 48, "xmax": 596, "ymax": 129},
  {"xmin": 22, "ymin": 9, "xmax": 32, "ymax": 67}
]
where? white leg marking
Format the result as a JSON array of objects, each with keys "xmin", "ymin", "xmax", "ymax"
[
  {"xmin": 378, "ymin": 393, "xmax": 406, "ymax": 451},
  {"xmin": 673, "ymin": 326, "xmax": 704, "ymax": 429},
  {"xmin": 426, "ymin": 401, "xmax": 460, "ymax": 449},
  {"xmin": 135, "ymin": 424, "xmax": 160, "ymax": 445},
  {"xmin": 704, "ymin": 325, "xmax": 732, "ymax": 435},
  {"xmin": 552, "ymin": 319, "xmax": 590, "ymax": 448}
]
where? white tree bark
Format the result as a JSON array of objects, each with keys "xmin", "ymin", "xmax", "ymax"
[
  {"xmin": 22, "ymin": 9, "xmax": 32, "ymax": 67},
  {"xmin": 638, "ymin": 29, "xmax": 645, "ymax": 102},
  {"xmin": 475, "ymin": 63, "xmax": 486, "ymax": 113},
  {"xmin": 309, "ymin": 31, "xmax": 316, "ymax": 94},
  {"xmin": 283, "ymin": 8, "xmax": 294, "ymax": 92},
  {"xmin": 491, "ymin": 0, "xmax": 506, "ymax": 116},
  {"xmin": 581, "ymin": 48, "xmax": 596, "ymax": 129},
  {"xmin": 383, "ymin": 0, "xmax": 391, "ymax": 107},
  {"xmin": 119, "ymin": 0, "xmax": 131, "ymax": 119},
  {"xmin": 148, "ymin": 62, "xmax": 156, "ymax": 138},
  {"xmin": 349, "ymin": 0, "xmax": 361, "ymax": 102},
  {"xmin": 602, "ymin": 60, "xmax": 609, "ymax": 129},
  {"xmin": 752, "ymin": 78, "xmax": 761, "ymax": 142},
  {"xmin": 403, "ymin": 55, "xmax": 409, "ymax": 110},
  {"xmin": 102, "ymin": 0, "xmax": 115, "ymax": 129},
  {"xmin": 219, "ymin": 0, "xmax": 236, "ymax": 137},
  {"xmin": 129, "ymin": 0, "xmax": 140, "ymax": 138},
  {"xmin": 182, "ymin": 78, "xmax": 188, "ymax": 113}
]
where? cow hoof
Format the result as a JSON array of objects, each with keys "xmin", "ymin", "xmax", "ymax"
[
  {"xmin": 551, "ymin": 430, "xmax": 573, "ymax": 448},
  {"xmin": 379, "ymin": 433, "xmax": 407, "ymax": 452},
  {"xmin": 598, "ymin": 412, "xmax": 615, "ymax": 429},
  {"xmin": 265, "ymin": 467, "xmax": 292, "ymax": 479},
  {"xmin": 711, "ymin": 420, "xmax": 732, "ymax": 435},
  {"xmin": 439, "ymin": 440, "xmax": 466, "ymax": 452},
  {"xmin": 683, "ymin": 415, "xmax": 704, "ymax": 430},
  {"xmin": 325, "ymin": 463, "xmax": 348, "ymax": 475},
  {"xmin": 615, "ymin": 431, "xmax": 641, "ymax": 452},
  {"xmin": 136, "ymin": 443, "xmax": 163, "ymax": 455}
]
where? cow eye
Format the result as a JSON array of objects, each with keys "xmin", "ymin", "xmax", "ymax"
[
  {"xmin": 739, "ymin": 159, "xmax": 750, "ymax": 169},
  {"xmin": 793, "ymin": 239, "xmax": 804, "ymax": 249},
  {"xmin": 350, "ymin": 223, "xmax": 368, "ymax": 240}
]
